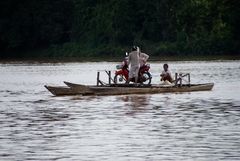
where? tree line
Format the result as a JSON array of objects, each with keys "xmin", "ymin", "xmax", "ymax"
[{"xmin": 0, "ymin": 0, "xmax": 239, "ymax": 58}]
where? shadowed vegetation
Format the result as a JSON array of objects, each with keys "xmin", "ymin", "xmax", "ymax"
[{"xmin": 0, "ymin": 0, "xmax": 239, "ymax": 60}]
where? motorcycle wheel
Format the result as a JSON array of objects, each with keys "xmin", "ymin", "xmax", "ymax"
[
  {"xmin": 114, "ymin": 74, "xmax": 127, "ymax": 84},
  {"xmin": 141, "ymin": 72, "xmax": 152, "ymax": 85}
]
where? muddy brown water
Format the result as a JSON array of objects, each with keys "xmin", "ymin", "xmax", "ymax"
[{"xmin": 0, "ymin": 61, "xmax": 240, "ymax": 161}]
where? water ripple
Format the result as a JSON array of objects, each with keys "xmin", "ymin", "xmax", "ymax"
[{"xmin": 0, "ymin": 61, "xmax": 240, "ymax": 160}]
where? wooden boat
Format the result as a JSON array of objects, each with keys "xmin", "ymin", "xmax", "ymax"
[
  {"xmin": 45, "ymin": 71, "xmax": 214, "ymax": 96},
  {"xmin": 44, "ymin": 85, "xmax": 82, "ymax": 96},
  {"xmin": 44, "ymin": 82, "xmax": 214, "ymax": 96}
]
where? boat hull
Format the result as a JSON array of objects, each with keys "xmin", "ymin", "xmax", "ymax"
[
  {"xmin": 45, "ymin": 82, "xmax": 214, "ymax": 96},
  {"xmin": 44, "ymin": 85, "xmax": 83, "ymax": 96}
]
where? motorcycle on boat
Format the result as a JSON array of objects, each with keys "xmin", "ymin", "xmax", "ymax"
[{"xmin": 114, "ymin": 54, "xmax": 152, "ymax": 85}]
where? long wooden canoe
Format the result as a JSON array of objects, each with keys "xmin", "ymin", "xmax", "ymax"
[
  {"xmin": 44, "ymin": 82, "xmax": 214, "ymax": 96},
  {"xmin": 44, "ymin": 85, "xmax": 80, "ymax": 96}
]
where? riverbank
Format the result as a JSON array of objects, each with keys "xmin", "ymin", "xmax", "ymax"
[{"xmin": 1, "ymin": 54, "xmax": 240, "ymax": 63}]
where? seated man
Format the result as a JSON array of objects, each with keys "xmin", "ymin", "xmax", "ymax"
[{"xmin": 160, "ymin": 64, "xmax": 173, "ymax": 83}]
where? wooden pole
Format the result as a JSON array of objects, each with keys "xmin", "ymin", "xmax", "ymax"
[
  {"xmin": 175, "ymin": 73, "xmax": 178, "ymax": 86},
  {"xmin": 108, "ymin": 71, "xmax": 111, "ymax": 85},
  {"xmin": 188, "ymin": 73, "xmax": 191, "ymax": 86},
  {"xmin": 179, "ymin": 73, "xmax": 182, "ymax": 86},
  {"xmin": 97, "ymin": 71, "xmax": 100, "ymax": 86}
]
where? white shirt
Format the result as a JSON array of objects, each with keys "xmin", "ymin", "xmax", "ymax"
[
  {"xmin": 161, "ymin": 70, "xmax": 171, "ymax": 77},
  {"xmin": 128, "ymin": 51, "xmax": 140, "ymax": 67}
]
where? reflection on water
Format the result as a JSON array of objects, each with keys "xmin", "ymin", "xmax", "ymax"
[
  {"xmin": 0, "ymin": 61, "xmax": 240, "ymax": 160},
  {"xmin": 117, "ymin": 95, "xmax": 151, "ymax": 115}
]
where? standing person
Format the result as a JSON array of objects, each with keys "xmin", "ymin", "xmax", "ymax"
[
  {"xmin": 127, "ymin": 46, "xmax": 140, "ymax": 84},
  {"xmin": 160, "ymin": 64, "xmax": 173, "ymax": 83}
]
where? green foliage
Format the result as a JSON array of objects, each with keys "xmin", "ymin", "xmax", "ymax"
[
  {"xmin": 0, "ymin": 0, "xmax": 73, "ymax": 54},
  {"xmin": 0, "ymin": 0, "xmax": 239, "ymax": 59}
]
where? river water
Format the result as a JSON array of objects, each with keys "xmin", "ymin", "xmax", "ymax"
[{"xmin": 0, "ymin": 60, "xmax": 240, "ymax": 161}]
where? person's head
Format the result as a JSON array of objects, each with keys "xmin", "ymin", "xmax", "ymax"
[
  {"xmin": 132, "ymin": 46, "xmax": 138, "ymax": 51},
  {"xmin": 163, "ymin": 64, "xmax": 168, "ymax": 71}
]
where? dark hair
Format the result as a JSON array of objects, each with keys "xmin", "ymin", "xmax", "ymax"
[
  {"xmin": 132, "ymin": 46, "xmax": 137, "ymax": 51},
  {"xmin": 163, "ymin": 64, "xmax": 168, "ymax": 68}
]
